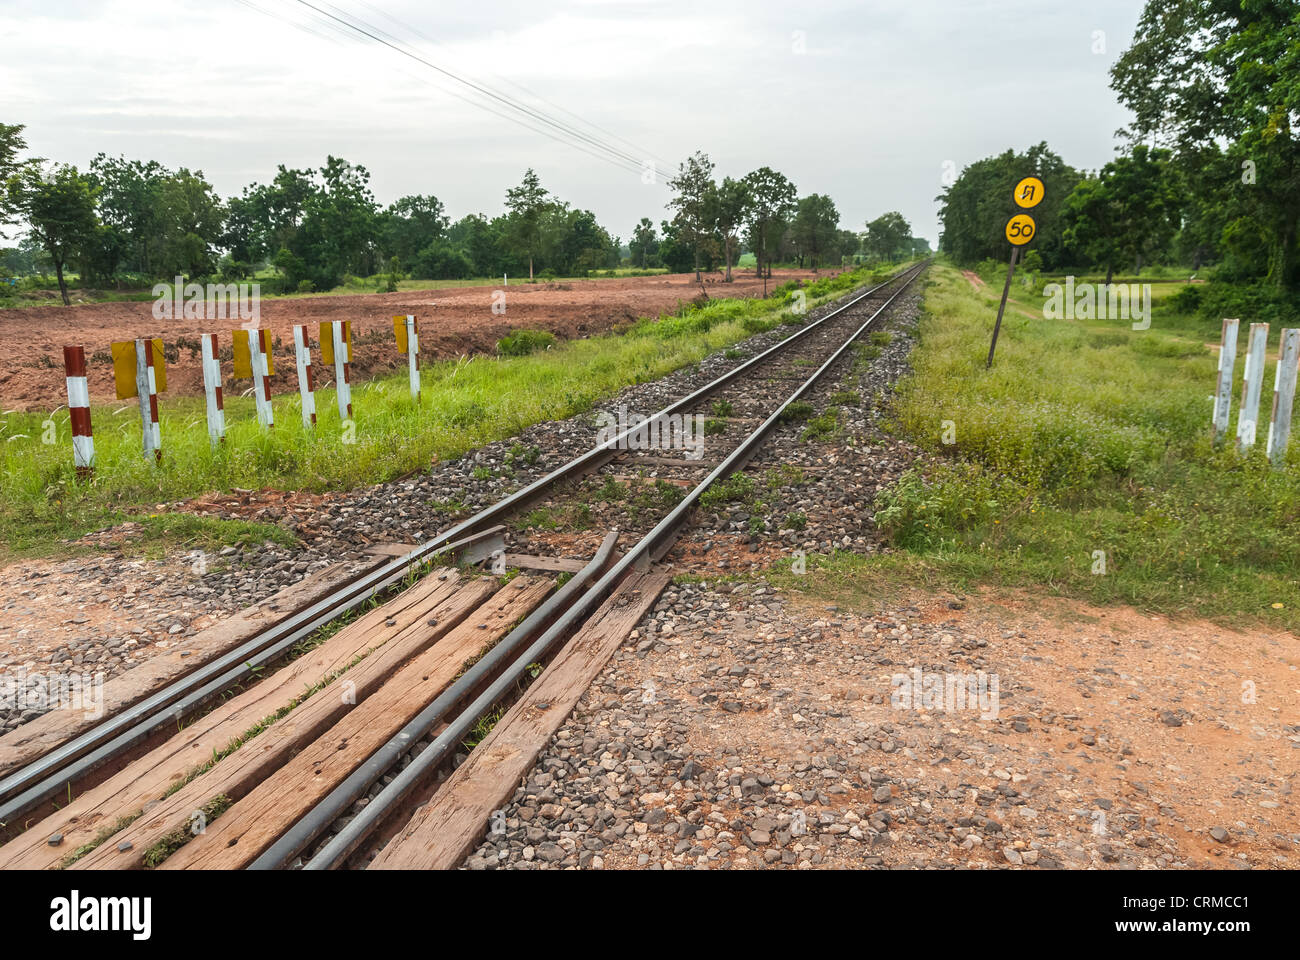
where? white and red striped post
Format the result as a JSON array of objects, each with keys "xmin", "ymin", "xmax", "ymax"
[
  {"xmin": 249, "ymin": 328, "xmax": 274, "ymax": 429},
  {"xmin": 62, "ymin": 346, "xmax": 94, "ymax": 478},
  {"xmin": 331, "ymin": 321, "xmax": 352, "ymax": 421},
  {"xmin": 200, "ymin": 333, "xmax": 225, "ymax": 446},
  {"xmin": 134, "ymin": 338, "xmax": 161, "ymax": 463},
  {"xmin": 293, "ymin": 324, "xmax": 316, "ymax": 429},
  {"xmin": 404, "ymin": 315, "xmax": 420, "ymax": 402}
]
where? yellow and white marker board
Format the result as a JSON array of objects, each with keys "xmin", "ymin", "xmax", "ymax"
[
  {"xmin": 232, "ymin": 329, "xmax": 275, "ymax": 429},
  {"xmin": 232, "ymin": 329, "xmax": 276, "ymax": 378},
  {"xmin": 110, "ymin": 338, "xmax": 166, "ymax": 399},
  {"xmin": 319, "ymin": 321, "xmax": 351, "ymax": 364},
  {"xmin": 393, "ymin": 314, "xmax": 421, "ymax": 401}
]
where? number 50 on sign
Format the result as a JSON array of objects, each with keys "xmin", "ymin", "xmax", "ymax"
[{"xmin": 1005, "ymin": 214, "xmax": 1036, "ymax": 246}]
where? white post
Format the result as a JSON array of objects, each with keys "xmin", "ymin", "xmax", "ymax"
[
  {"xmin": 1266, "ymin": 328, "xmax": 1300, "ymax": 468},
  {"xmin": 200, "ymin": 333, "xmax": 225, "ymax": 446},
  {"xmin": 1213, "ymin": 318, "xmax": 1239, "ymax": 443},
  {"xmin": 1236, "ymin": 322, "xmax": 1268, "ymax": 451},
  {"xmin": 332, "ymin": 321, "xmax": 352, "ymax": 420},
  {"xmin": 293, "ymin": 324, "xmax": 316, "ymax": 429},
  {"xmin": 135, "ymin": 338, "xmax": 161, "ymax": 463},
  {"xmin": 405, "ymin": 315, "xmax": 420, "ymax": 402},
  {"xmin": 249, "ymin": 329, "xmax": 274, "ymax": 429}
]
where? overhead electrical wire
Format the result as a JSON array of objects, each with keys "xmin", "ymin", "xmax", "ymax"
[
  {"xmin": 349, "ymin": 0, "xmax": 675, "ymax": 171},
  {"xmin": 280, "ymin": 0, "xmax": 666, "ymax": 180},
  {"xmin": 232, "ymin": 0, "xmax": 657, "ymax": 179}
]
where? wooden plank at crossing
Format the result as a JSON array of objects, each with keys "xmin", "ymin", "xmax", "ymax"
[
  {"xmin": 69, "ymin": 575, "xmax": 508, "ymax": 870},
  {"xmin": 0, "ymin": 571, "xmax": 474, "ymax": 869},
  {"xmin": 369, "ymin": 571, "xmax": 671, "ymax": 870},
  {"xmin": 154, "ymin": 576, "xmax": 555, "ymax": 869}
]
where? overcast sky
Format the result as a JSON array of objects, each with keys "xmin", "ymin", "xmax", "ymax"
[{"xmin": 0, "ymin": 0, "xmax": 1145, "ymax": 247}]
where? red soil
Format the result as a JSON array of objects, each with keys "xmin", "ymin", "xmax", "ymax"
[{"xmin": 0, "ymin": 269, "xmax": 827, "ymax": 411}]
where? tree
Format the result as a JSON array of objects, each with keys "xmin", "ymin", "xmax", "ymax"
[
  {"xmin": 789, "ymin": 194, "xmax": 840, "ymax": 269},
  {"xmin": 284, "ymin": 157, "xmax": 380, "ymax": 290},
  {"xmin": 504, "ymin": 168, "xmax": 549, "ymax": 279},
  {"xmin": 1111, "ymin": 1, "xmax": 1300, "ymax": 289},
  {"xmin": 382, "ymin": 194, "xmax": 449, "ymax": 271},
  {"xmin": 741, "ymin": 167, "xmax": 797, "ymax": 281},
  {"xmin": 667, "ymin": 151, "xmax": 716, "ymax": 282},
  {"xmin": 9, "ymin": 164, "xmax": 99, "ymax": 304},
  {"xmin": 1061, "ymin": 146, "xmax": 1181, "ymax": 281},
  {"xmin": 712, "ymin": 177, "xmax": 751, "ymax": 281},
  {"xmin": 937, "ymin": 143, "xmax": 1081, "ymax": 267},
  {"xmin": 863, "ymin": 211, "xmax": 912, "ymax": 262},
  {"xmin": 835, "ymin": 228, "xmax": 862, "ymax": 264},
  {"xmin": 629, "ymin": 217, "xmax": 658, "ymax": 268},
  {"xmin": 656, "ymin": 218, "xmax": 696, "ymax": 273},
  {"xmin": 86, "ymin": 154, "xmax": 167, "ymax": 275},
  {"xmin": 0, "ymin": 123, "xmax": 39, "ymax": 239},
  {"xmin": 154, "ymin": 168, "xmax": 225, "ymax": 277},
  {"xmin": 1060, "ymin": 177, "xmax": 1123, "ymax": 280}
]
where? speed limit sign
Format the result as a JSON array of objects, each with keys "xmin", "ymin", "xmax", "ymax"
[
  {"xmin": 989, "ymin": 176, "xmax": 1046, "ymax": 367},
  {"xmin": 1005, "ymin": 213, "xmax": 1036, "ymax": 246}
]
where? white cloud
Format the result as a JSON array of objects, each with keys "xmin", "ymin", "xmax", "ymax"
[{"xmin": 0, "ymin": 0, "xmax": 1143, "ymax": 244}]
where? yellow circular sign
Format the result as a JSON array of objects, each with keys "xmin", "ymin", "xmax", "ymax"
[
  {"xmin": 1013, "ymin": 176, "xmax": 1045, "ymax": 209},
  {"xmin": 1005, "ymin": 213, "xmax": 1037, "ymax": 246}
]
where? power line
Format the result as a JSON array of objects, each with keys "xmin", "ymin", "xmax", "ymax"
[
  {"xmin": 349, "ymin": 0, "xmax": 674, "ymax": 170},
  {"xmin": 233, "ymin": 0, "xmax": 653, "ymax": 179},
  {"xmin": 287, "ymin": 0, "xmax": 663, "ymax": 180}
]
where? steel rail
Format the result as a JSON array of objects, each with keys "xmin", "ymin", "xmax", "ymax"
[
  {"xmin": 0, "ymin": 528, "xmax": 497, "ymax": 824},
  {"xmin": 0, "ymin": 261, "xmax": 921, "ymax": 824},
  {"xmin": 247, "ymin": 530, "xmax": 621, "ymax": 869},
  {"xmin": 297, "ymin": 261, "xmax": 928, "ymax": 870}
]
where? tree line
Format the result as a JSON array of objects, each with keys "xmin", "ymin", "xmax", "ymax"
[
  {"xmin": 642, "ymin": 151, "xmax": 928, "ymax": 279},
  {"xmin": 938, "ymin": 1, "xmax": 1298, "ymax": 293},
  {"xmin": 1, "ymin": 124, "xmax": 929, "ymax": 306}
]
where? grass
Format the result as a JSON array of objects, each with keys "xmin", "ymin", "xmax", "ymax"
[
  {"xmin": 800, "ymin": 407, "xmax": 841, "ymax": 443},
  {"xmin": 699, "ymin": 473, "xmax": 756, "ymax": 511},
  {"xmin": 784, "ymin": 261, "xmax": 1300, "ymax": 630},
  {"xmin": 497, "ymin": 329, "xmax": 556, "ymax": 357},
  {"xmin": 2, "ymin": 262, "xmax": 910, "ymax": 560}
]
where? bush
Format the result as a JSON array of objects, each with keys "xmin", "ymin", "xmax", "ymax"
[
  {"xmin": 413, "ymin": 243, "xmax": 474, "ymax": 280},
  {"xmin": 1194, "ymin": 281, "xmax": 1300, "ymax": 327},
  {"xmin": 874, "ymin": 462, "xmax": 1031, "ymax": 549},
  {"xmin": 497, "ymin": 329, "xmax": 557, "ymax": 356}
]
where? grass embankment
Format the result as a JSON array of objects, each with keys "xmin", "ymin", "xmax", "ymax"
[
  {"xmin": 778, "ymin": 261, "xmax": 1300, "ymax": 631},
  {"xmin": 0, "ymin": 263, "xmax": 906, "ymax": 560}
]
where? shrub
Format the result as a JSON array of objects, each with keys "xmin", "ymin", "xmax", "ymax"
[
  {"xmin": 873, "ymin": 462, "xmax": 1030, "ymax": 549},
  {"xmin": 778, "ymin": 401, "xmax": 815, "ymax": 424},
  {"xmin": 497, "ymin": 329, "xmax": 557, "ymax": 356}
]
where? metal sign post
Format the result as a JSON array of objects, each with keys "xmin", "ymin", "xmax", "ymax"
[{"xmin": 986, "ymin": 176, "xmax": 1044, "ymax": 369}]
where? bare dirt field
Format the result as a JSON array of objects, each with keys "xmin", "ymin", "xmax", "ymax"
[{"xmin": 0, "ymin": 269, "xmax": 826, "ymax": 411}]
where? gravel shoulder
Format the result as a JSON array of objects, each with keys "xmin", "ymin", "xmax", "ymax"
[{"xmin": 462, "ymin": 580, "xmax": 1297, "ymax": 870}]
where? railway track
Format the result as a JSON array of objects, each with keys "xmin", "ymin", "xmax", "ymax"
[{"xmin": 0, "ymin": 259, "xmax": 926, "ymax": 870}]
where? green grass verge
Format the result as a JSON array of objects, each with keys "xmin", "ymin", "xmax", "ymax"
[{"xmin": 794, "ymin": 261, "xmax": 1300, "ymax": 630}]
